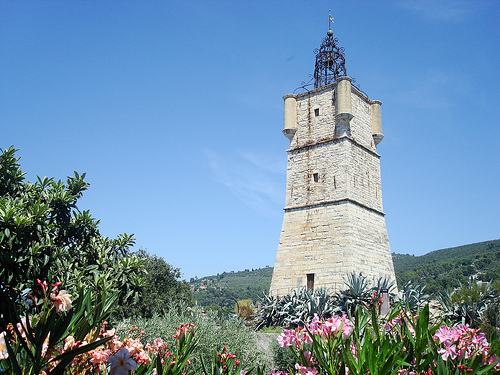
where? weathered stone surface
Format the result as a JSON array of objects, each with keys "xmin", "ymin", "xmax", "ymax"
[{"xmin": 269, "ymin": 78, "xmax": 396, "ymax": 296}]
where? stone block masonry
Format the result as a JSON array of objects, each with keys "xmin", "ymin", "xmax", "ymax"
[{"xmin": 269, "ymin": 77, "xmax": 396, "ymax": 296}]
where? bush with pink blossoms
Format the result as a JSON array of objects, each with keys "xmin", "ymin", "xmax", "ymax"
[
  {"xmin": 275, "ymin": 303, "xmax": 500, "ymax": 375},
  {"xmin": 0, "ymin": 282, "xmax": 202, "ymax": 375},
  {"xmin": 432, "ymin": 324, "xmax": 500, "ymax": 373},
  {"xmin": 201, "ymin": 345, "xmax": 261, "ymax": 375},
  {"xmin": 0, "ymin": 282, "xmax": 117, "ymax": 374}
]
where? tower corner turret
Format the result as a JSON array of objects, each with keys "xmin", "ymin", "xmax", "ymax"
[
  {"xmin": 371, "ymin": 100, "xmax": 383, "ymax": 145},
  {"xmin": 283, "ymin": 94, "xmax": 297, "ymax": 140}
]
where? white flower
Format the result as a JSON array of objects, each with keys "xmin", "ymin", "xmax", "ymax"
[
  {"xmin": 50, "ymin": 290, "xmax": 72, "ymax": 313},
  {"xmin": 108, "ymin": 347, "xmax": 137, "ymax": 375},
  {"xmin": 0, "ymin": 331, "xmax": 8, "ymax": 360}
]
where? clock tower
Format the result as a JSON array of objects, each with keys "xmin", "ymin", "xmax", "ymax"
[{"xmin": 269, "ymin": 28, "xmax": 396, "ymax": 296}]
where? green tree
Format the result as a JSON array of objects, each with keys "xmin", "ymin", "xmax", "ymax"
[
  {"xmin": 115, "ymin": 250, "xmax": 194, "ymax": 318},
  {"xmin": 0, "ymin": 146, "xmax": 146, "ymax": 329}
]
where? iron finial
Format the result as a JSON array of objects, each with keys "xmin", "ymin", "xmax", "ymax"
[{"xmin": 313, "ymin": 13, "xmax": 347, "ymax": 89}]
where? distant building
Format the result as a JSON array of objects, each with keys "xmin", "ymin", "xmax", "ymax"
[{"xmin": 269, "ymin": 28, "xmax": 396, "ymax": 296}]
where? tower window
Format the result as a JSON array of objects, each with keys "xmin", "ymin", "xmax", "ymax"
[
  {"xmin": 313, "ymin": 173, "xmax": 319, "ymax": 183},
  {"xmin": 314, "ymin": 108, "xmax": 320, "ymax": 116},
  {"xmin": 307, "ymin": 273, "xmax": 315, "ymax": 291}
]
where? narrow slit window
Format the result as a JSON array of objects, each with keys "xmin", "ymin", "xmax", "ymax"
[
  {"xmin": 307, "ymin": 273, "xmax": 315, "ymax": 291},
  {"xmin": 313, "ymin": 173, "xmax": 319, "ymax": 183},
  {"xmin": 314, "ymin": 108, "xmax": 320, "ymax": 116}
]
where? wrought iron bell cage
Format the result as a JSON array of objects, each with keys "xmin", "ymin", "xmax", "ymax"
[{"xmin": 313, "ymin": 30, "xmax": 347, "ymax": 89}]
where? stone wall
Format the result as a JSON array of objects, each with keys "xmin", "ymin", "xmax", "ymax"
[{"xmin": 269, "ymin": 78, "xmax": 396, "ymax": 296}]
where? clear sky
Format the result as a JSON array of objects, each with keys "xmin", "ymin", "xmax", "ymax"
[{"xmin": 1, "ymin": 1, "xmax": 499, "ymax": 281}]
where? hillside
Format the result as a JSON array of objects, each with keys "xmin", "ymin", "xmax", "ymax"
[
  {"xmin": 191, "ymin": 239, "xmax": 500, "ymax": 307},
  {"xmin": 191, "ymin": 267, "xmax": 273, "ymax": 308},
  {"xmin": 393, "ymin": 239, "xmax": 500, "ymax": 293}
]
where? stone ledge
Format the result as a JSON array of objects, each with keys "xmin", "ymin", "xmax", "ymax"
[
  {"xmin": 287, "ymin": 135, "xmax": 380, "ymax": 159},
  {"xmin": 284, "ymin": 198, "xmax": 385, "ymax": 216}
]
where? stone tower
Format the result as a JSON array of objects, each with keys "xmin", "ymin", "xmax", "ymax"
[{"xmin": 269, "ymin": 29, "xmax": 396, "ymax": 296}]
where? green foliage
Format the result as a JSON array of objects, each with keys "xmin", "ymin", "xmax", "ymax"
[
  {"xmin": 396, "ymin": 281, "xmax": 430, "ymax": 313},
  {"xmin": 255, "ymin": 274, "xmax": 398, "ymax": 331},
  {"xmin": 193, "ymin": 286, "xmax": 241, "ymax": 310},
  {"xmin": 271, "ymin": 338, "xmax": 296, "ymax": 372},
  {"xmin": 191, "ymin": 267, "xmax": 273, "ymax": 308},
  {"xmin": 343, "ymin": 306, "xmax": 406, "ymax": 375},
  {"xmin": 235, "ymin": 299, "xmax": 254, "ymax": 320},
  {"xmin": 114, "ymin": 250, "xmax": 193, "ymax": 319},
  {"xmin": 255, "ymin": 288, "xmax": 340, "ymax": 330},
  {"xmin": 190, "ymin": 242, "xmax": 500, "ymax": 310},
  {"xmin": 0, "ymin": 146, "xmax": 146, "ymax": 329},
  {"xmin": 280, "ymin": 303, "xmax": 500, "ymax": 375},
  {"xmin": 152, "ymin": 326, "xmax": 198, "ymax": 375},
  {"xmin": 0, "ymin": 284, "xmax": 118, "ymax": 375},
  {"xmin": 393, "ymin": 240, "xmax": 500, "ymax": 294},
  {"xmin": 437, "ymin": 279, "xmax": 498, "ymax": 329},
  {"xmin": 114, "ymin": 302, "xmax": 270, "ymax": 373},
  {"xmin": 335, "ymin": 273, "xmax": 396, "ymax": 316},
  {"xmin": 200, "ymin": 346, "xmax": 253, "ymax": 375}
]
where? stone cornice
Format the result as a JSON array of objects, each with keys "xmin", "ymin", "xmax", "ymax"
[
  {"xmin": 293, "ymin": 77, "xmax": 381, "ymax": 106},
  {"xmin": 284, "ymin": 198, "xmax": 386, "ymax": 216},
  {"xmin": 287, "ymin": 136, "xmax": 380, "ymax": 159}
]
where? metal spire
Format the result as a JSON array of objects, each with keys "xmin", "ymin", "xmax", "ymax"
[{"xmin": 313, "ymin": 12, "xmax": 347, "ymax": 89}]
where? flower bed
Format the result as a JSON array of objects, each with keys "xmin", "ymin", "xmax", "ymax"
[{"xmin": 1, "ymin": 281, "xmax": 500, "ymax": 374}]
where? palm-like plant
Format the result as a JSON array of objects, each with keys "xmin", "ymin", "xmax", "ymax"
[
  {"xmin": 334, "ymin": 273, "xmax": 373, "ymax": 316},
  {"xmin": 437, "ymin": 278, "xmax": 495, "ymax": 328},
  {"xmin": 398, "ymin": 281, "xmax": 429, "ymax": 313},
  {"xmin": 254, "ymin": 288, "xmax": 339, "ymax": 329}
]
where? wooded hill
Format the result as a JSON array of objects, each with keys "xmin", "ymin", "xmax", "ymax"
[
  {"xmin": 190, "ymin": 239, "xmax": 500, "ymax": 307},
  {"xmin": 394, "ymin": 239, "xmax": 500, "ymax": 294}
]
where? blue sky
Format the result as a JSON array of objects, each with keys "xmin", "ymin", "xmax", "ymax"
[{"xmin": 1, "ymin": 1, "xmax": 499, "ymax": 280}]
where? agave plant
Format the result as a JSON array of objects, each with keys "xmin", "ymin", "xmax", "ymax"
[
  {"xmin": 437, "ymin": 278, "xmax": 496, "ymax": 328},
  {"xmin": 397, "ymin": 281, "xmax": 429, "ymax": 313},
  {"xmin": 334, "ymin": 272, "xmax": 373, "ymax": 316},
  {"xmin": 283, "ymin": 288, "xmax": 340, "ymax": 327},
  {"xmin": 254, "ymin": 288, "xmax": 339, "ymax": 330},
  {"xmin": 372, "ymin": 276, "xmax": 397, "ymax": 296}
]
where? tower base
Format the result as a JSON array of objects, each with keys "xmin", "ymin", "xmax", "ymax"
[{"xmin": 269, "ymin": 200, "xmax": 396, "ymax": 296}]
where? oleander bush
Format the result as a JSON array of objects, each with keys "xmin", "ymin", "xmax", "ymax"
[{"xmin": 276, "ymin": 303, "xmax": 500, "ymax": 374}]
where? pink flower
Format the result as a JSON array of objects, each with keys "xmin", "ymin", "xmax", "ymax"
[
  {"xmin": 438, "ymin": 341, "xmax": 457, "ymax": 361},
  {"xmin": 108, "ymin": 347, "xmax": 137, "ymax": 375},
  {"xmin": 15, "ymin": 317, "xmax": 30, "ymax": 339},
  {"xmin": 303, "ymin": 351, "xmax": 316, "ymax": 366},
  {"xmin": 434, "ymin": 326, "xmax": 453, "ymax": 344},
  {"xmin": 278, "ymin": 329, "xmax": 297, "ymax": 348},
  {"xmin": 50, "ymin": 290, "xmax": 72, "ymax": 312},
  {"xmin": 135, "ymin": 350, "xmax": 151, "ymax": 365},
  {"xmin": 108, "ymin": 336, "xmax": 123, "ymax": 352},
  {"xmin": 103, "ymin": 328, "xmax": 116, "ymax": 338},
  {"xmin": 123, "ymin": 337, "xmax": 143, "ymax": 356},
  {"xmin": 63, "ymin": 335, "xmax": 76, "ymax": 352},
  {"xmin": 295, "ymin": 363, "xmax": 318, "ymax": 375},
  {"xmin": 90, "ymin": 349, "xmax": 109, "ymax": 364},
  {"xmin": 173, "ymin": 323, "xmax": 196, "ymax": 339}
]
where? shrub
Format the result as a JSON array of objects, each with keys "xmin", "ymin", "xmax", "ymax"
[
  {"xmin": 114, "ymin": 302, "xmax": 269, "ymax": 373},
  {"xmin": 0, "ymin": 146, "xmax": 146, "ymax": 330},
  {"xmin": 255, "ymin": 288, "xmax": 339, "ymax": 330},
  {"xmin": 235, "ymin": 299, "xmax": 254, "ymax": 320},
  {"xmin": 276, "ymin": 303, "xmax": 500, "ymax": 374},
  {"xmin": 271, "ymin": 338, "xmax": 297, "ymax": 372},
  {"xmin": 255, "ymin": 273, "xmax": 397, "ymax": 330}
]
